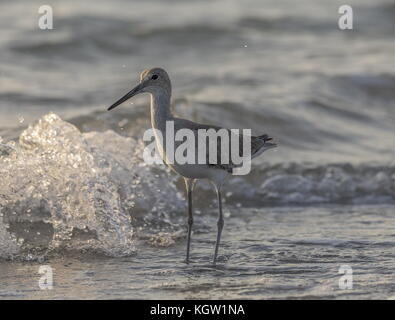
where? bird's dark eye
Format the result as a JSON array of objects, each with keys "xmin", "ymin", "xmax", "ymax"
[{"xmin": 151, "ymin": 74, "xmax": 158, "ymax": 80}]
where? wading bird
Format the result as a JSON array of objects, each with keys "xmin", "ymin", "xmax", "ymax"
[{"xmin": 108, "ymin": 68, "xmax": 276, "ymax": 264}]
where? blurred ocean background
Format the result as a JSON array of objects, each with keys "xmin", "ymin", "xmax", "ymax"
[{"xmin": 0, "ymin": 0, "xmax": 395, "ymax": 299}]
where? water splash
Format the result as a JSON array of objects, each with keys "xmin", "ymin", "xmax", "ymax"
[{"xmin": 0, "ymin": 113, "xmax": 183, "ymax": 260}]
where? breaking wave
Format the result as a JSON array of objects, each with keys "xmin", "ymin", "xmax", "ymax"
[
  {"xmin": 228, "ymin": 162, "xmax": 395, "ymax": 205},
  {"xmin": 0, "ymin": 113, "xmax": 183, "ymax": 260}
]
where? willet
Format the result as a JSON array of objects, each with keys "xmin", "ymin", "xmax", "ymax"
[{"xmin": 108, "ymin": 68, "xmax": 276, "ymax": 264}]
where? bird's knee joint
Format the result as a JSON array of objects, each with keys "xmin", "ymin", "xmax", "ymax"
[
  {"xmin": 188, "ymin": 217, "xmax": 193, "ymax": 226},
  {"xmin": 217, "ymin": 218, "xmax": 224, "ymax": 228}
]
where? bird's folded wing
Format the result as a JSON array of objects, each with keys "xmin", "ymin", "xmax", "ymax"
[{"xmin": 173, "ymin": 118, "xmax": 270, "ymax": 172}]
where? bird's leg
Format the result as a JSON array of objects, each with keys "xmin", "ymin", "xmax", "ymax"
[
  {"xmin": 213, "ymin": 185, "xmax": 224, "ymax": 265},
  {"xmin": 184, "ymin": 178, "xmax": 195, "ymax": 264}
]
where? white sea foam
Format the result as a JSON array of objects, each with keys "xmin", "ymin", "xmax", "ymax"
[{"xmin": 0, "ymin": 113, "xmax": 183, "ymax": 260}]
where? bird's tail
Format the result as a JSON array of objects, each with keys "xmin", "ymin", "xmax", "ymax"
[
  {"xmin": 257, "ymin": 133, "xmax": 277, "ymax": 149},
  {"xmin": 258, "ymin": 134, "xmax": 273, "ymax": 142}
]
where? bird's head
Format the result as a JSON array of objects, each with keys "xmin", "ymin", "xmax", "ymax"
[{"xmin": 108, "ymin": 67, "xmax": 171, "ymax": 111}]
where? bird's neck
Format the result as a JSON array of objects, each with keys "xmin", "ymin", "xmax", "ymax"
[{"xmin": 149, "ymin": 88, "xmax": 173, "ymax": 131}]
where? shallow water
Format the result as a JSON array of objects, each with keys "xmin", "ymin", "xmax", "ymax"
[{"xmin": 1, "ymin": 205, "xmax": 395, "ymax": 300}]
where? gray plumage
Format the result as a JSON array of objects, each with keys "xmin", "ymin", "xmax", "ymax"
[{"xmin": 108, "ymin": 67, "xmax": 277, "ymax": 264}]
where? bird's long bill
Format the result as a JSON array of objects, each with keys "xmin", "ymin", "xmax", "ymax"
[{"xmin": 107, "ymin": 83, "xmax": 143, "ymax": 111}]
